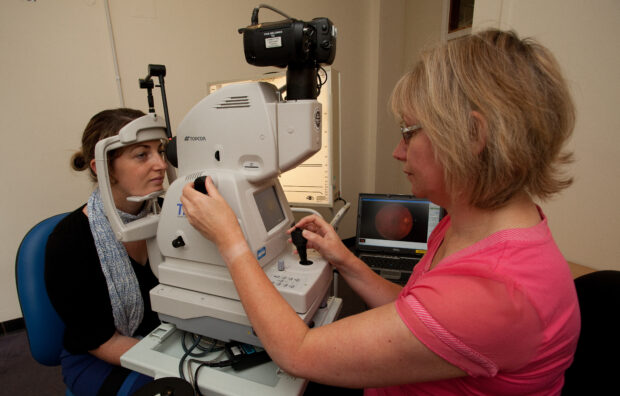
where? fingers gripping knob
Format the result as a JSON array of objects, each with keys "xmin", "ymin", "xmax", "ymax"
[
  {"xmin": 194, "ymin": 175, "xmax": 208, "ymax": 195},
  {"xmin": 291, "ymin": 228, "xmax": 312, "ymax": 265}
]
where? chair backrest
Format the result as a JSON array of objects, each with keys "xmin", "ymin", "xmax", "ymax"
[
  {"xmin": 15, "ymin": 213, "xmax": 70, "ymax": 366},
  {"xmin": 562, "ymin": 270, "xmax": 620, "ymax": 395}
]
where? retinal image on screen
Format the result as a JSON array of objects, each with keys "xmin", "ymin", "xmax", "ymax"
[
  {"xmin": 360, "ymin": 200, "xmax": 430, "ymax": 243},
  {"xmin": 254, "ymin": 186, "xmax": 286, "ymax": 232}
]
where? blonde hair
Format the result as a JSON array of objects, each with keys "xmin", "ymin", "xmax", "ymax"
[{"xmin": 391, "ymin": 29, "xmax": 575, "ymax": 209}]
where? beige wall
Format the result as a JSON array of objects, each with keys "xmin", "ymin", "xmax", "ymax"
[
  {"xmin": 375, "ymin": 0, "xmax": 620, "ymax": 271},
  {"xmin": 1, "ymin": 0, "xmax": 379, "ymax": 322},
  {"xmin": 2, "ymin": 1, "xmax": 119, "ymax": 322},
  {"xmin": 2, "ymin": 0, "xmax": 618, "ymax": 322},
  {"xmin": 472, "ymin": 0, "xmax": 620, "ymax": 270}
]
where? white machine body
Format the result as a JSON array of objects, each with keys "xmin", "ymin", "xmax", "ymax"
[{"xmin": 96, "ymin": 82, "xmax": 332, "ymax": 347}]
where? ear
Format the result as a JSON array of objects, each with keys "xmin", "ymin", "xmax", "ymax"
[
  {"xmin": 470, "ymin": 111, "xmax": 488, "ymax": 155},
  {"xmin": 89, "ymin": 159, "xmax": 97, "ymax": 176}
]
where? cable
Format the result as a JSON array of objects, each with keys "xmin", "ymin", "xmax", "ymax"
[
  {"xmin": 330, "ymin": 196, "xmax": 350, "ymax": 231},
  {"xmin": 178, "ymin": 332, "xmax": 202, "ymax": 380},
  {"xmin": 187, "ymin": 352, "xmax": 225, "ymax": 394},
  {"xmin": 316, "ymin": 66, "xmax": 328, "ymax": 96},
  {"xmin": 182, "ymin": 332, "xmax": 224, "ymax": 356},
  {"xmin": 256, "ymin": 4, "xmax": 293, "ymax": 21},
  {"xmin": 334, "ymin": 196, "xmax": 348, "ymax": 206},
  {"xmin": 190, "ymin": 355, "xmax": 234, "ymax": 396},
  {"xmin": 176, "ymin": 331, "xmax": 228, "ymax": 394}
]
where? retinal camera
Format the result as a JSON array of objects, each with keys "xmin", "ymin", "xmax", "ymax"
[{"xmin": 238, "ymin": 6, "xmax": 337, "ymax": 100}]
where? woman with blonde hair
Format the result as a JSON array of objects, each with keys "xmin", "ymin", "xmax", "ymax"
[{"xmin": 180, "ymin": 29, "xmax": 580, "ymax": 395}]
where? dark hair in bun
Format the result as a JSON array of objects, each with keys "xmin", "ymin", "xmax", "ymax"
[{"xmin": 72, "ymin": 108, "xmax": 145, "ymax": 182}]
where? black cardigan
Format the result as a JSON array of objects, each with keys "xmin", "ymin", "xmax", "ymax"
[{"xmin": 44, "ymin": 205, "xmax": 160, "ymax": 353}]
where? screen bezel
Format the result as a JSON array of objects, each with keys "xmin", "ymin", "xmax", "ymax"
[
  {"xmin": 253, "ymin": 184, "xmax": 287, "ymax": 233},
  {"xmin": 355, "ymin": 194, "xmax": 445, "ymax": 255}
]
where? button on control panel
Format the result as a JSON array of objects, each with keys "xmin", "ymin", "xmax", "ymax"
[{"xmin": 270, "ymin": 273, "xmax": 305, "ymax": 289}]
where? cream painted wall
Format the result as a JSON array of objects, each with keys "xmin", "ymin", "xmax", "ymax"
[
  {"xmin": 4, "ymin": 0, "xmax": 615, "ymax": 323},
  {"xmin": 376, "ymin": 0, "xmax": 620, "ymax": 270},
  {"xmin": 392, "ymin": 0, "xmax": 446, "ymax": 195},
  {"xmin": 1, "ymin": 0, "xmax": 120, "ymax": 322},
  {"xmin": 372, "ymin": 0, "xmax": 409, "ymax": 195},
  {"xmin": 366, "ymin": 0, "xmax": 446, "ymax": 195},
  {"xmin": 1, "ymin": 0, "xmax": 378, "ymax": 322},
  {"xmin": 473, "ymin": 0, "xmax": 620, "ymax": 270}
]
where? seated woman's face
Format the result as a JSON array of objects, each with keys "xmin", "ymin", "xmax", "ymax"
[{"xmin": 110, "ymin": 140, "xmax": 167, "ymax": 201}]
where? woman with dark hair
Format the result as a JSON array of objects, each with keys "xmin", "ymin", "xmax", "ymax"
[{"xmin": 45, "ymin": 108, "xmax": 166, "ymax": 395}]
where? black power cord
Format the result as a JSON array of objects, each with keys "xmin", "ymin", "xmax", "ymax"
[
  {"xmin": 251, "ymin": 4, "xmax": 294, "ymax": 25},
  {"xmin": 188, "ymin": 340, "xmax": 271, "ymax": 395},
  {"xmin": 178, "ymin": 332, "xmax": 224, "ymax": 381}
]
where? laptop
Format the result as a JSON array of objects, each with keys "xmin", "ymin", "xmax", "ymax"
[{"xmin": 355, "ymin": 193, "xmax": 445, "ymax": 284}]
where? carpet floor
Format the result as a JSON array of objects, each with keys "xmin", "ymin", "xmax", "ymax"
[{"xmin": 0, "ymin": 329, "xmax": 65, "ymax": 396}]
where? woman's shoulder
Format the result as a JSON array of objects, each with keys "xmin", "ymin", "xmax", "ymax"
[
  {"xmin": 45, "ymin": 204, "xmax": 104, "ymax": 287},
  {"xmin": 46, "ymin": 204, "xmax": 95, "ymax": 261},
  {"xmin": 48, "ymin": 205, "xmax": 88, "ymax": 239}
]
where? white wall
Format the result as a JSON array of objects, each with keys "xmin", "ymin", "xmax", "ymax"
[{"xmin": 473, "ymin": 0, "xmax": 620, "ymax": 269}]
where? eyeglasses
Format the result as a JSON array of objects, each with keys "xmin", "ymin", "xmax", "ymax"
[{"xmin": 400, "ymin": 124, "xmax": 422, "ymax": 144}]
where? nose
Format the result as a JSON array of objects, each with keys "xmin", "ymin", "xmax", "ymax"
[
  {"xmin": 393, "ymin": 138, "xmax": 407, "ymax": 161},
  {"xmin": 153, "ymin": 150, "xmax": 168, "ymax": 170}
]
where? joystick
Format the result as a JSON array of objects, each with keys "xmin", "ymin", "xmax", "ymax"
[
  {"xmin": 194, "ymin": 175, "xmax": 208, "ymax": 194},
  {"xmin": 291, "ymin": 228, "xmax": 312, "ymax": 265}
]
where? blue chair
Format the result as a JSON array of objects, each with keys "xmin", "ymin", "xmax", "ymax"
[
  {"xmin": 15, "ymin": 213, "xmax": 69, "ymax": 365},
  {"xmin": 15, "ymin": 212, "xmax": 73, "ymax": 395},
  {"xmin": 15, "ymin": 213, "xmax": 68, "ymax": 366},
  {"xmin": 16, "ymin": 213, "xmax": 155, "ymax": 396}
]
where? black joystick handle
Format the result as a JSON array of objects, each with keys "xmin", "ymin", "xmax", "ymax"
[
  {"xmin": 291, "ymin": 228, "xmax": 312, "ymax": 265},
  {"xmin": 194, "ymin": 176, "xmax": 208, "ymax": 195}
]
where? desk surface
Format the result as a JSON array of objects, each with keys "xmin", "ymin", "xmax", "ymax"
[
  {"xmin": 122, "ymin": 297, "xmax": 343, "ymax": 396},
  {"xmin": 568, "ymin": 262, "xmax": 596, "ymax": 279}
]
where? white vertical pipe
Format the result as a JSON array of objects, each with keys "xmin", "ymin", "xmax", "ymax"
[{"xmin": 104, "ymin": 0, "xmax": 125, "ymax": 107}]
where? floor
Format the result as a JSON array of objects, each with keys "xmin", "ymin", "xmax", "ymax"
[{"xmin": 0, "ymin": 325, "xmax": 65, "ymax": 396}]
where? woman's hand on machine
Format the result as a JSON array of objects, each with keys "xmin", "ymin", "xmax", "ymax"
[
  {"xmin": 180, "ymin": 176, "xmax": 249, "ymax": 262},
  {"xmin": 289, "ymin": 215, "xmax": 353, "ymax": 270}
]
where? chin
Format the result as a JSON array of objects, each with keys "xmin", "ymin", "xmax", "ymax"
[
  {"xmin": 410, "ymin": 188, "xmax": 429, "ymax": 200},
  {"xmin": 408, "ymin": 185, "xmax": 421, "ymax": 197}
]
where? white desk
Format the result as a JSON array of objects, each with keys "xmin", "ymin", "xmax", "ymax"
[{"xmin": 122, "ymin": 297, "xmax": 342, "ymax": 396}]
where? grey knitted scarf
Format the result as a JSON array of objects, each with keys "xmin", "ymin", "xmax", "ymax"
[{"xmin": 87, "ymin": 187, "xmax": 146, "ymax": 337}]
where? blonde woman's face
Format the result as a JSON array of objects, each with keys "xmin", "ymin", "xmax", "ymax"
[{"xmin": 392, "ymin": 115, "xmax": 447, "ymax": 203}]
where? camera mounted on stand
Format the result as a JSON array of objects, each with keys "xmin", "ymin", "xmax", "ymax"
[{"xmin": 238, "ymin": 4, "xmax": 337, "ymax": 100}]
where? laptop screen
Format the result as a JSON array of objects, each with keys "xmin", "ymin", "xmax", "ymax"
[{"xmin": 355, "ymin": 194, "xmax": 444, "ymax": 255}]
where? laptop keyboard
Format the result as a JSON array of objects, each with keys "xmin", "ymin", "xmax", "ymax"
[{"xmin": 360, "ymin": 254, "xmax": 420, "ymax": 271}]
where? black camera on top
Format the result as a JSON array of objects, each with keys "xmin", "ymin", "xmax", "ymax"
[
  {"xmin": 239, "ymin": 18, "xmax": 336, "ymax": 67},
  {"xmin": 238, "ymin": 6, "xmax": 337, "ymax": 100}
]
